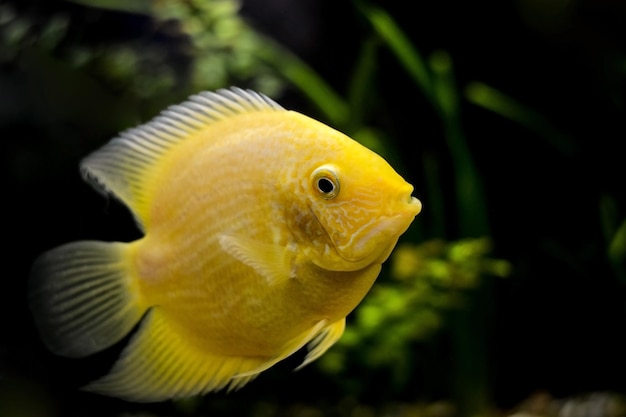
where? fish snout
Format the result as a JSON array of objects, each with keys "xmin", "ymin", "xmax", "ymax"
[
  {"xmin": 406, "ymin": 195, "xmax": 422, "ymax": 216},
  {"xmin": 395, "ymin": 184, "xmax": 422, "ymax": 217}
]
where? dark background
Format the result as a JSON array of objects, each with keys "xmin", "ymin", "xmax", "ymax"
[{"xmin": 1, "ymin": 0, "xmax": 625, "ymax": 416}]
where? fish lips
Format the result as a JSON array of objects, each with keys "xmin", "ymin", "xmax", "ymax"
[{"xmin": 325, "ymin": 196, "xmax": 422, "ymax": 269}]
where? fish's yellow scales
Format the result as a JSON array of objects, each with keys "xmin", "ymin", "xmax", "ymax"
[{"xmin": 29, "ymin": 87, "xmax": 422, "ymax": 402}]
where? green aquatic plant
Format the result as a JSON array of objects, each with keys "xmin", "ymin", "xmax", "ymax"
[
  {"xmin": 0, "ymin": 0, "xmax": 285, "ymax": 104},
  {"xmin": 317, "ymin": 237, "xmax": 510, "ymax": 394},
  {"xmin": 601, "ymin": 195, "xmax": 626, "ymax": 285}
]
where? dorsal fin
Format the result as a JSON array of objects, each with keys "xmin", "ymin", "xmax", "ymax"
[{"xmin": 80, "ymin": 87, "xmax": 285, "ymax": 230}]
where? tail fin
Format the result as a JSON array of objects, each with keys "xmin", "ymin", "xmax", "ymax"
[{"xmin": 29, "ymin": 240, "xmax": 146, "ymax": 358}]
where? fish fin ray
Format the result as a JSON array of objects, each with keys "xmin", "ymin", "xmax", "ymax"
[
  {"xmin": 234, "ymin": 320, "xmax": 329, "ymax": 378},
  {"xmin": 80, "ymin": 87, "xmax": 285, "ymax": 228},
  {"xmin": 296, "ymin": 319, "xmax": 346, "ymax": 370},
  {"xmin": 219, "ymin": 234, "xmax": 294, "ymax": 285},
  {"xmin": 28, "ymin": 240, "xmax": 145, "ymax": 358},
  {"xmin": 83, "ymin": 308, "xmax": 270, "ymax": 402}
]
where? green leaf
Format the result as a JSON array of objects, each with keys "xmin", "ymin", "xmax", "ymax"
[
  {"xmin": 465, "ymin": 81, "xmax": 578, "ymax": 157},
  {"xmin": 608, "ymin": 218, "xmax": 626, "ymax": 284}
]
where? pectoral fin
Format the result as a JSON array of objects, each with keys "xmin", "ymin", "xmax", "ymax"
[{"xmin": 219, "ymin": 234, "xmax": 295, "ymax": 285}]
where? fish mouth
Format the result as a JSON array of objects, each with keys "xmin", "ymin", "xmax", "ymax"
[
  {"xmin": 337, "ymin": 214, "xmax": 415, "ymax": 262},
  {"xmin": 306, "ymin": 186, "xmax": 422, "ymax": 272},
  {"xmin": 406, "ymin": 195, "xmax": 422, "ymax": 217},
  {"xmin": 333, "ymin": 193, "xmax": 422, "ymax": 265}
]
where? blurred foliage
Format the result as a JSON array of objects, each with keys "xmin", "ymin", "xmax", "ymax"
[
  {"xmin": 318, "ymin": 238, "xmax": 511, "ymax": 391},
  {"xmin": 0, "ymin": 0, "xmax": 285, "ymax": 103},
  {"xmin": 601, "ymin": 195, "xmax": 626, "ymax": 285}
]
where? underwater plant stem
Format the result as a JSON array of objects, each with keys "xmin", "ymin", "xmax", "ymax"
[
  {"xmin": 347, "ymin": 36, "xmax": 380, "ymax": 129},
  {"xmin": 448, "ymin": 284, "xmax": 494, "ymax": 417},
  {"xmin": 358, "ymin": 2, "xmax": 433, "ymax": 101},
  {"xmin": 430, "ymin": 51, "xmax": 489, "ymax": 237}
]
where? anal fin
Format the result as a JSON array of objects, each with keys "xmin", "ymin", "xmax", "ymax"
[
  {"xmin": 297, "ymin": 319, "xmax": 346, "ymax": 370},
  {"xmin": 83, "ymin": 308, "xmax": 271, "ymax": 402},
  {"xmin": 234, "ymin": 318, "xmax": 345, "ymax": 378}
]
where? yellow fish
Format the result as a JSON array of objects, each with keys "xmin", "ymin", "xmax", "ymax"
[{"xmin": 29, "ymin": 87, "xmax": 421, "ymax": 402}]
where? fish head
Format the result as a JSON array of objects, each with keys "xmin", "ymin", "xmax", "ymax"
[{"xmin": 295, "ymin": 145, "xmax": 422, "ymax": 272}]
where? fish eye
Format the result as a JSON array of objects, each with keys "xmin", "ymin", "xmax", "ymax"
[{"xmin": 312, "ymin": 166, "xmax": 340, "ymax": 199}]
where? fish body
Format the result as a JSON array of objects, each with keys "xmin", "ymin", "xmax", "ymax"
[{"xmin": 29, "ymin": 88, "xmax": 421, "ymax": 402}]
